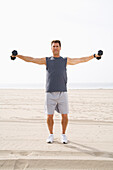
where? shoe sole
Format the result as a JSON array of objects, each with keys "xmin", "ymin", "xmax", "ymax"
[
  {"xmin": 47, "ymin": 141, "xmax": 53, "ymax": 143},
  {"xmin": 63, "ymin": 142, "xmax": 67, "ymax": 144}
]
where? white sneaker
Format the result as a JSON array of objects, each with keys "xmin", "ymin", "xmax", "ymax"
[
  {"xmin": 46, "ymin": 134, "xmax": 54, "ymax": 143},
  {"xmin": 61, "ymin": 134, "xmax": 68, "ymax": 144}
]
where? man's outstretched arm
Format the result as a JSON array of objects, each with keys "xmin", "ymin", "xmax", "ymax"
[
  {"xmin": 67, "ymin": 54, "xmax": 99, "ymax": 65},
  {"xmin": 12, "ymin": 54, "xmax": 46, "ymax": 65}
]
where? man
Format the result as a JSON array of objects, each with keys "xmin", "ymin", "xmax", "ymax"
[{"xmin": 11, "ymin": 40, "xmax": 101, "ymax": 144}]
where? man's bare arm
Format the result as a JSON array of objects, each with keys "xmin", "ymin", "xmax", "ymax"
[
  {"xmin": 14, "ymin": 55, "xmax": 46, "ymax": 65},
  {"xmin": 67, "ymin": 55, "xmax": 96, "ymax": 65}
]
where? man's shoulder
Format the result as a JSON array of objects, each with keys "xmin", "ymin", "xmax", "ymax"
[
  {"xmin": 59, "ymin": 56, "xmax": 67, "ymax": 61},
  {"xmin": 46, "ymin": 56, "xmax": 53, "ymax": 60},
  {"xmin": 61, "ymin": 57, "xmax": 67, "ymax": 62}
]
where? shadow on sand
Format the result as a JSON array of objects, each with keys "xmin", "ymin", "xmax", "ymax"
[{"xmin": 62, "ymin": 141, "xmax": 113, "ymax": 159}]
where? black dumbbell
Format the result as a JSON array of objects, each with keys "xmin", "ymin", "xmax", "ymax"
[
  {"xmin": 94, "ymin": 50, "xmax": 103, "ymax": 60},
  {"xmin": 10, "ymin": 50, "xmax": 18, "ymax": 60}
]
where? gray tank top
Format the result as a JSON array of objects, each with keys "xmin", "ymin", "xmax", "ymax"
[{"xmin": 46, "ymin": 56, "xmax": 67, "ymax": 92}]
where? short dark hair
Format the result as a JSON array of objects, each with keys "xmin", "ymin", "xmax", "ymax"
[{"xmin": 51, "ymin": 40, "xmax": 61, "ymax": 47}]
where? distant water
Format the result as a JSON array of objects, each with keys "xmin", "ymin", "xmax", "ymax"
[{"xmin": 0, "ymin": 83, "xmax": 113, "ymax": 89}]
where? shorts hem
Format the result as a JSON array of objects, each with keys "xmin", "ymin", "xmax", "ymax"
[{"xmin": 46, "ymin": 112, "xmax": 68, "ymax": 115}]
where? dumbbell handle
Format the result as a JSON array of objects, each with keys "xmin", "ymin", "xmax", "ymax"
[{"xmin": 10, "ymin": 50, "xmax": 18, "ymax": 60}]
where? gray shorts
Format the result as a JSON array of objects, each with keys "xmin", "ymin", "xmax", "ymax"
[{"xmin": 45, "ymin": 92, "xmax": 69, "ymax": 115}]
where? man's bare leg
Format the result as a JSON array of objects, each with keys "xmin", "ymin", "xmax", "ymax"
[
  {"xmin": 47, "ymin": 114, "xmax": 54, "ymax": 134},
  {"xmin": 61, "ymin": 114, "xmax": 68, "ymax": 134},
  {"xmin": 61, "ymin": 114, "xmax": 68, "ymax": 144},
  {"xmin": 46, "ymin": 114, "xmax": 54, "ymax": 143}
]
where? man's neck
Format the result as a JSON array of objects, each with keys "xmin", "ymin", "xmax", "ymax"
[{"xmin": 53, "ymin": 55, "xmax": 60, "ymax": 58}]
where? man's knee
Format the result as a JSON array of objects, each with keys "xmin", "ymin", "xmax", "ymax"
[
  {"xmin": 62, "ymin": 114, "xmax": 68, "ymax": 118},
  {"xmin": 62, "ymin": 114, "xmax": 68, "ymax": 121},
  {"xmin": 47, "ymin": 114, "xmax": 54, "ymax": 121}
]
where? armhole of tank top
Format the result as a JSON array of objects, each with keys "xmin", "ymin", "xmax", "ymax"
[
  {"xmin": 64, "ymin": 57, "xmax": 67, "ymax": 66},
  {"xmin": 46, "ymin": 57, "xmax": 48, "ymax": 70}
]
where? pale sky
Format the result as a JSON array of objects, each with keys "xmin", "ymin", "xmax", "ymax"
[{"xmin": 0, "ymin": 0, "xmax": 113, "ymax": 87}]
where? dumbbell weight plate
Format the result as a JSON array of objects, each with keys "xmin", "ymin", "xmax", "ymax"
[
  {"xmin": 10, "ymin": 56, "xmax": 16, "ymax": 60},
  {"xmin": 96, "ymin": 56, "xmax": 101, "ymax": 60},
  {"xmin": 12, "ymin": 50, "xmax": 18, "ymax": 56},
  {"xmin": 98, "ymin": 50, "xmax": 103, "ymax": 56}
]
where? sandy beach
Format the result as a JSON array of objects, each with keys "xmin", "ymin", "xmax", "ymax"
[{"xmin": 0, "ymin": 89, "xmax": 113, "ymax": 170}]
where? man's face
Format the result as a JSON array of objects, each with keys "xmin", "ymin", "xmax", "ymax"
[{"xmin": 51, "ymin": 43, "xmax": 61, "ymax": 56}]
